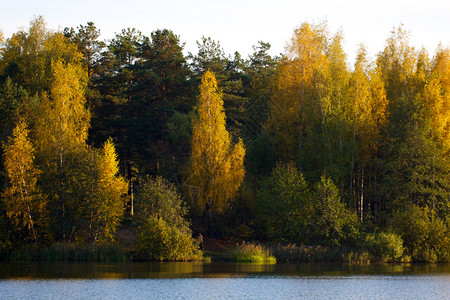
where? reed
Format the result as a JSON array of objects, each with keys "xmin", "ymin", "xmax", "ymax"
[
  {"xmin": 271, "ymin": 243, "xmax": 371, "ymax": 263},
  {"xmin": 5, "ymin": 243, "xmax": 131, "ymax": 262},
  {"xmin": 225, "ymin": 241, "xmax": 276, "ymax": 263}
]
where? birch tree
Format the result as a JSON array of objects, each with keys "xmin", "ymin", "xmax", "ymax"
[
  {"xmin": 2, "ymin": 120, "xmax": 44, "ymax": 245},
  {"xmin": 186, "ymin": 71, "xmax": 245, "ymax": 220}
]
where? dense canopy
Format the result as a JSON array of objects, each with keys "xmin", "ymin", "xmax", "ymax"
[{"xmin": 0, "ymin": 17, "xmax": 448, "ymax": 262}]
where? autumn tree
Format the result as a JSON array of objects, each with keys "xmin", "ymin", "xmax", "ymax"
[
  {"xmin": 268, "ymin": 21, "xmax": 329, "ymax": 165},
  {"xmin": 375, "ymin": 28, "xmax": 449, "ymax": 251},
  {"xmin": 186, "ymin": 71, "xmax": 245, "ymax": 232},
  {"xmin": 34, "ymin": 59, "xmax": 128, "ymax": 244},
  {"xmin": 87, "ymin": 138, "xmax": 128, "ymax": 243},
  {"xmin": 376, "ymin": 25, "xmax": 418, "ymax": 103},
  {"xmin": 428, "ymin": 46, "xmax": 450, "ymax": 152},
  {"xmin": 0, "ymin": 16, "xmax": 83, "ymax": 94},
  {"xmin": 346, "ymin": 46, "xmax": 388, "ymax": 220},
  {"xmin": 2, "ymin": 120, "xmax": 45, "ymax": 245},
  {"xmin": 34, "ymin": 59, "xmax": 90, "ymax": 241}
]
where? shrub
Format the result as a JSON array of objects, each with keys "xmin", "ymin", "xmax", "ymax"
[
  {"xmin": 133, "ymin": 176, "xmax": 202, "ymax": 261},
  {"xmin": 135, "ymin": 216, "xmax": 202, "ymax": 261},
  {"xmin": 365, "ymin": 232, "xmax": 404, "ymax": 262},
  {"xmin": 391, "ymin": 205, "xmax": 449, "ymax": 262}
]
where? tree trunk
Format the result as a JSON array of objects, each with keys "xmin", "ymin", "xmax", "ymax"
[{"xmin": 360, "ymin": 169, "xmax": 364, "ymax": 222}]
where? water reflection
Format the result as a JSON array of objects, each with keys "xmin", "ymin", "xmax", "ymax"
[{"xmin": 0, "ymin": 262, "xmax": 449, "ymax": 279}]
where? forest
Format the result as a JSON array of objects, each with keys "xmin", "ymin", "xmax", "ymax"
[{"xmin": 0, "ymin": 16, "xmax": 448, "ymax": 263}]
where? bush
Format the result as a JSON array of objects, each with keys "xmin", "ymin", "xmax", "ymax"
[
  {"xmin": 365, "ymin": 232, "xmax": 404, "ymax": 262},
  {"xmin": 133, "ymin": 176, "xmax": 202, "ymax": 261},
  {"xmin": 135, "ymin": 216, "xmax": 202, "ymax": 261},
  {"xmin": 391, "ymin": 205, "xmax": 449, "ymax": 262}
]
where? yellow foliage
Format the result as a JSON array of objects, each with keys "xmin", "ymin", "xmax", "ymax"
[
  {"xmin": 2, "ymin": 120, "xmax": 45, "ymax": 241},
  {"xmin": 35, "ymin": 59, "xmax": 90, "ymax": 155},
  {"xmin": 268, "ymin": 21, "xmax": 329, "ymax": 161},
  {"xmin": 187, "ymin": 70, "xmax": 245, "ymax": 213},
  {"xmin": 0, "ymin": 16, "xmax": 84, "ymax": 93},
  {"xmin": 430, "ymin": 46, "xmax": 450, "ymax": 151},
  {"xmin": 94, "ymin": 138, "xmax": 128, "ymax": 243},
  {"xmin": 376, "ymin": 25, "xmax": 417, "ymax": 102},
  {"xmin": 350, "ymin": 49, "xmax": 388, "ymax": 162}
]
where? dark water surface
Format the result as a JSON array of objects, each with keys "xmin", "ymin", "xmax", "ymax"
[{"xmin": 0, "ymin": 262, "xmax": 449, "ymax": 299}]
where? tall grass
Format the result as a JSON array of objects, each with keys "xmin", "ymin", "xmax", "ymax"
[
  {"xmin": 225, "ymin": 242, "xmax": 276, "ymax": 263},
  {"xmin": 6, "ymin": 243, "xmax": 131, "ymax": 262},
  {"xmin": 271, "ymin": 243, "xmax": 370, "ymax": 264}
]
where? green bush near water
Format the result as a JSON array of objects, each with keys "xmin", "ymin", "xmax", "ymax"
[
  {"xmin": 390, "ymin": 205, "xmax": 449, "ymax": 263},
  {"xmin": 133, "ymin": 176, "xmax": 203, "ymax": 261},
  {"xmin": 365, "ymin": 232, "xmax": 405, "ymax": 262},
  {"xmin": 134, "ymin": 216, "xmax": 202, "ymax": 261}
]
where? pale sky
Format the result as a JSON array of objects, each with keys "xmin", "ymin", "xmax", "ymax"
[{"xmin": 1, "ymin": 0, "xmax": 449, "ymax": 64}]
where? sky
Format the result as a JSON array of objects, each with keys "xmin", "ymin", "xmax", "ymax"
[{"xmin": 1, "ymin": 0, "xmax": 449, "ymax": 64}]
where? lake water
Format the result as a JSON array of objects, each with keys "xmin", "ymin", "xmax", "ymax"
[{"xmin": 0, "ymin": 262, "xmax": 449, "ymax": 299}]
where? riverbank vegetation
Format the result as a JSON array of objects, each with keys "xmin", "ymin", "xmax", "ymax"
[{"xmin": 0, "ymin": 17, "xmax": 448, "ymax": 263}]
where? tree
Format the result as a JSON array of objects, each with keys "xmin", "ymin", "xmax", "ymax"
[
  {"xmin": 186, "ymin": 71, "xmax": 245, "ymax": 229},
  {"xmin": 2, "ymin": 120, "xmax": 45, "ymax": 245},
  {"xmin": 258, "ymin": 161, "xmax": 311, "ymax": 243},
  {"xmin": 129, "ymin": 29, "xmax": 193, "ymax": 176},
  {"xmin": 35, "ymin": 59, "xmax": 89, "ymax": 156},
  {"xmin": 242, "ymin": 42, "xmax": 277, "ymax": 141},
  {"xmin": 34, "ymin": 59, "xmax": 89, "ymax": 241},
  {"xmin": 391, "ymin": 204, "xmax": 449, "ymax": 262},
  {"xmin": 268, "ymin": 21, "xmax": 329, "ymax": 164},
  {"xmin": 311, "ymin": 172, "xmax": 358, "ymax": 247},
  {"xmin": 88, "ymin": 138, "xmax": 128, "ymax": 243},
  {"xmin": 0, "ymin": 16, "xmax": 83, "ymax": 94},
  {"xmin": 190, "ymin": 36, "xmax": 227, "ymax": 79},
  {"xmin": 376, "ymin": 25, "xmax": 417, "ymax": 103},
  {"xmin": 429, "ymin": 46, "xmax": 450, "ymax": 152},
  {"xmin": 378, "ymin": 95, "xmax": 450, "ymax": 220},
  {"xmin": 64, "ymin": 22, "xmax": 105, "ymax": 79},
  {"xmin": 346, "ymin": 46, "xmax": 388, "ymax": 220}
]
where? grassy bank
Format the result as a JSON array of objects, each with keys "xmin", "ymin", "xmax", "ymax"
[
  {"xmin": 2, "ymin": 243, "xmax": 132, "ymax": 262},
  {"xmin": 271, "ymin": 244, "xmax": 371, "ymax": 264}
]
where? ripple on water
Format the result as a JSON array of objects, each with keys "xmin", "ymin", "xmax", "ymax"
[{"xmin": 1, "ymin": 275, "xmax": 449, "ymax": 300}]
